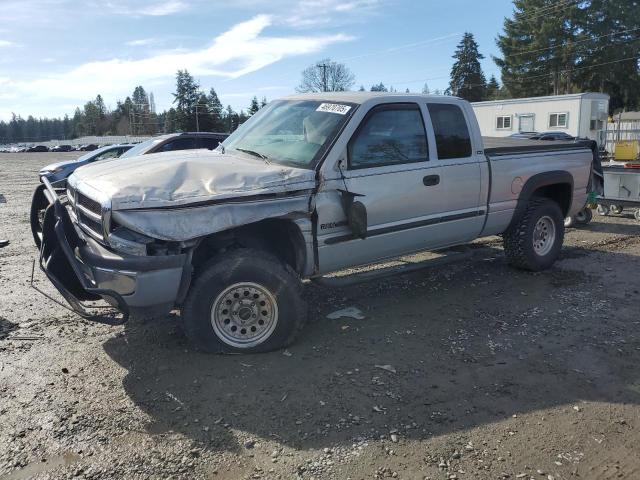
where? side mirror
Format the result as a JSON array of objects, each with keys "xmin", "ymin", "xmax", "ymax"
[{"xmin": 348, "ymin": 201, "xmax": 367, "ymax": 239}]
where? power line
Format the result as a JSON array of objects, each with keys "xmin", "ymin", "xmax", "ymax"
[
  {"xmin": 510, "ymin": 0, "xmax": 580, "ymax": 24},
  {"xmin": 501, "ymin": 27, "xmax": 640, "ymax": 58}
]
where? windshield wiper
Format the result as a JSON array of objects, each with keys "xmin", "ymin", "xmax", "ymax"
[{"xmin": 235, "ymin": 148, "xmax": 270, "ymax": 164}]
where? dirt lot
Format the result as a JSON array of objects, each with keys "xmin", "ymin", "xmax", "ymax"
[{"xmin": 1, "ymin": 152, "xmax": 640, "ymax": 480}]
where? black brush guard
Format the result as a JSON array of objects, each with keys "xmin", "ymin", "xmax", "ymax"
[{"xmin": 33, "ymin": 177, "xmax": 129, "ymax": 325}]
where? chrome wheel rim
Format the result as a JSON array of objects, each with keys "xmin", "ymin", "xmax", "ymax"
[
  {"xmin": 211, "ymin": 282, "xmax": 278, "ymax": 348},
  {"xmin": 533, "ymin": 215, "xmax": 556, "ymax": 256}
]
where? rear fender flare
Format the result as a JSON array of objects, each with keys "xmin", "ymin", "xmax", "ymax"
[{"xmin": 508, "ymin": 170, "xmax": 573, "ymax": 231}]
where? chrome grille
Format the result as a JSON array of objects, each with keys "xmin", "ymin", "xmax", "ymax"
[
  {"xmin": 69, "ymin": 188, "xmax": 105, "ymax": 241},
  {"xmin": 77, "ymin": 192, "xmax": 102, "ymax": 216}
]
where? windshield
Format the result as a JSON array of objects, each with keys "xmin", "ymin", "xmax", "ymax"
[
  {"xmin": 119, "ymin": 137, "xmax": 165, "ymax": 158},
  {"xmin": 76, "ymin": 145, "xmax": 117, "ymax": 162},
  {"xmin": 221, "ymin": 100, "xmax": 355, "ymax": 168}
]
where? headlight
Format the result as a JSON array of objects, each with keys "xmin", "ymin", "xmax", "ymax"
[{"xmin": 107, "ymin": 225, "xmax": 153, "ymax": 256}]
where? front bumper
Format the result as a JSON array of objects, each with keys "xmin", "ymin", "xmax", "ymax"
[{"xmin": 37, "ymin": 178, "xmax": 188, "ymax": 322}]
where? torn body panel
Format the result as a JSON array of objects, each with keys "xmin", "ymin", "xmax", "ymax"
[{"xmin": 112, "ymin": 193, "xmax": 314, "ymax": 242}]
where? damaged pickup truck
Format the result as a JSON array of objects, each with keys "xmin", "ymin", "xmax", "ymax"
[{"xmin": 36, "ymin": 93, "xmax": 603, "ymax": 353}]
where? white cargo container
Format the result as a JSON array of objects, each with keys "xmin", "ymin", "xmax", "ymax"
[{"xmin": 472, "ymin": 93, "xmax": 609, "ymax": 144}]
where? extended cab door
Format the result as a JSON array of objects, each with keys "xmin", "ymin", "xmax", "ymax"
[{"xmin": 316, "ymin": 100, "xmax": 485, "ymax": 274}]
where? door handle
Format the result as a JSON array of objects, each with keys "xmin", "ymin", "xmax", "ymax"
[{"xmin": 423, "ymin": 175, "xmax": 440, "ymax": 186}]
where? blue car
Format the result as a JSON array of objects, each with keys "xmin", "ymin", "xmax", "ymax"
[{"xmin": 39, "ymin": 144, "xmax": 134, "ymax": 188}]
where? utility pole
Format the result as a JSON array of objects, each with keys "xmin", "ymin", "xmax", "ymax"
[{"xmin": 317, "ymin": 62, "xmax": 329, "ymax": 92}]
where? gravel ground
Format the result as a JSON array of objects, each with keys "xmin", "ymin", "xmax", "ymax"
[{"xmin": 1, "ymin": 152, "xmax": 640, "ymax": 480}]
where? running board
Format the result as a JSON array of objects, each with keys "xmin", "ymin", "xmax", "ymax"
[{"xmin": 311, "ymin": 247, "xmax": 473, "ymax": 288}]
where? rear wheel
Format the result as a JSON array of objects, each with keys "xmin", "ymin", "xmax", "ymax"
[
  {"xmin": 182, "ymin": 248, "xmax": 307, "ymax": 353},
  {"xmin": 634, "ymin": 209, "xmax": 640, "ymax": 222},
  {"xmin": 596, "ymin": 204, "xmax": 610, "ymax": 216},
  {"xmin": 30, "ymin": 184, "xmax": 48, "ymax": 248},
  {"xmin": 503, "ymin": 198, "xmax": 564, "ymax": 271}
]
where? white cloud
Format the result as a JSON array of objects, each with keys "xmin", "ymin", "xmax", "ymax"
[
  {"xmin": 139, "ymin": 0, "xmax": 187, "ymax": 16},
  {"xmin": 2, "ymin": 15, "xmax": 352, "ymax": 112},
  {"xmin": 285, "ymin": 0, "xmax": 382, "ymax": 27},
  {"xmin": 105, "ymin": 0, "xmax": 188, "ymax": 16},
  {"xmin": 125, "ymin": 38, "xmax": 159, "ymax": 47},
  {"xmin": 0, "ymin": 40, "xmax": 14, "ymax": 47}
]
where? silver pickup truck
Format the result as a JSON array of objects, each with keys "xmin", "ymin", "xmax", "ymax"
[{"xmin": 36, "ymin": 93, "xmax": 602, "ymax": 353}]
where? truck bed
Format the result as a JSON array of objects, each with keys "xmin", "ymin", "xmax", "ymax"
[{"xmin": 483, "ymin": 137, "xmax": 595, "ymax": 156}]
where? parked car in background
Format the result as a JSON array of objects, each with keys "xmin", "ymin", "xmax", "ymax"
[
  {"xmin": 509, "ymin": 131, "xmax": 539, "ymax": 139},
  {"xmin": 31, "ymin": 144, "xmax": 134, "ymax": 248},
  {"xmin": 30, "ymin": 132, "xmax": 229, "ymax": 247},
  {"xmin": 51, "ymin": 144, "xmax": 74, "ymax": 152},
  {"xmin": 529, "ymin": 131, "xmax": 575, "ymax": 141},
  {"xmin": 118, "ymin": 131, "xmax": 228, "ymax": 160},
  {"xmin": 80, "ymin": 144, "xmax": 99, "ymax": 151},
  {"xmin": 27, "ymin": 145, "xmax": 50, "ymax": 152},
  {"xmin": 39, "ymin": 144, "xmax": 134, "ymax": 187}
]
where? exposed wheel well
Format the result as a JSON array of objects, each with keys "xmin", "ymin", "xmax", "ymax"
[
  {"xmin": 531, "ymin": 183, "xmax": 572, "ymax": 217},
  {"xmin": 190, "ymin": 219, "xmax": 307, "ymax": 276}
]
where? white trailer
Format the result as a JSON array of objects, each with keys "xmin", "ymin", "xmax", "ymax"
[{"xmin": 472, "ymin": 93, "xmax": 609, "ymax": 145}]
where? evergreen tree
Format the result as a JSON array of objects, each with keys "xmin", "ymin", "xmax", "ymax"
[
  {"xmin": 248, "ymin": 96, "xmax": 260, "ymax": 115},
  {"xmin": 495, "ymin": 0, "xmax": 580, "ymax": 97},
  {"xmin": 370, "ymin": 82, "xmax": 388, "ymax": 92},
  {"xmin": 260, "ymin": 96, "xmax": 268, "ymax": 108},
  {"xmin": 421, "ymin": 83, "xmax": 430, "ymax": 94},
  {"xmin": 486, "ymin": 75, "xmax": 500, "ymax": 100},
  {"xmin": 449, "ymin": 32, "xmax": 487, "ymax": 102},
  {"xmin": 358, "ymin": 85, "xmax": 366, "ymax": 91},
  {"xmin": 173, "ymin": 70, "xmax": 201, "ymax": 131},
  {"xmin": 207, "ymin": 88, "xmax": 225, "ymax": 132},
  {"xmin": 574, "ymin": 0, "xmax": 640, "ymax": 112}
]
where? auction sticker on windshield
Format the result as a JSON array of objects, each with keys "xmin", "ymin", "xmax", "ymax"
[{"xmin": 316, "ymin": 103, "xmax": 352, "ymax": 115}]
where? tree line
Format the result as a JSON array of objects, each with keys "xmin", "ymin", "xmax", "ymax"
[
  {"xmin": 0, "ymin": 70, "xmax": 266, "ymax": 144},
  {"xmin": 2, "ymin": 0, "xmax": 638, "ymax": 144}
]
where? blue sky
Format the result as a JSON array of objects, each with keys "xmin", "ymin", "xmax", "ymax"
[{"xmin": 0, "ymin": 0, "xmax": 515, "ymax": 121}]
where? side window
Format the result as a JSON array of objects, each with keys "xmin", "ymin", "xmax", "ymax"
[
  {"xmin": 92, "ymin": 149, "xmax": 119, "ymax": 161},
  {"xmin": 199, "ymin": 137, "xmax": 221, "ymax": 150},
  {"xmin": 159, "ymin": 138, "xmax": 197, "ymax": 152},
  {"xmin": 427, "ymin": 103, "xmax": 472, "ymax": 159},
  {"xmin": 348, "ymin": 104, "xmax": 428, "ymax": 169}
]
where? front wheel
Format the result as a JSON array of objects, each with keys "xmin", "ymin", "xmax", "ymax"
[
  {"xmin": 503, "ymin": 198, "xmax": 564, "ymax": 271},
  {"xmin": 181, "ymin": 248, "xmax": 307, "ymax": 353},
  {"xmin": 596, "ymin": 204, "xmax": 610, "ymax": 216}
]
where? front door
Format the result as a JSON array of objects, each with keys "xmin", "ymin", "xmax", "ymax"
[
  {"xmin": 519, "ymin": 114, "xmax": 535, "ymax": 132},
  {"xmin": 316, "ymin": 102, "xmax": 483, "ymax": 274}
]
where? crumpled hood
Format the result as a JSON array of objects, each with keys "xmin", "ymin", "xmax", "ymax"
[{"xmin": 69, "ymin": 149, "xmax": 316, "ymax": 210}]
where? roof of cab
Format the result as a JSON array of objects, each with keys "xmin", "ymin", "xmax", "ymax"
[{"xmin": 281, "ymin": 91, "xmax": 460, "ymax": 104}]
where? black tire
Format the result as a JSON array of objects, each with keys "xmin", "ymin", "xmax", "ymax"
[
  {"xmin": 596, "ymin": 204, "xmax": 609, "ymax": 216},
  {"xmin": 575, "ymin": 207, "xmax": 593, "ymax": 225},
  {"xmin": 30, "ymin": 184, "xmax": 48, "ymax": 248},
  {"xmin": 634, "ymin": 209, "xmax": 640, "ymax": 222},
  {"xmin": 503, "ymin": 198, "xmax": 565, "ymax": 271},
  {"xmin": 181, "ymin": 248, "xmax": 307, "ymax": 353},
  {"xmin": 564, "ymin": 215, "xmax": 575, "ymax": 228},
  {"xmin": 610, "ymin": 204, "xmax": 623, "ymax": 215}
]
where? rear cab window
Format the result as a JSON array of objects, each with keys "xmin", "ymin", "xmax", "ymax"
[
  {"xmin": 348, "ymin": 103, "xmax": 428, "ymax": 169},
  {"xmin": 426, "ymin": 103, "xmax": 472, "ymax": 159}
]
